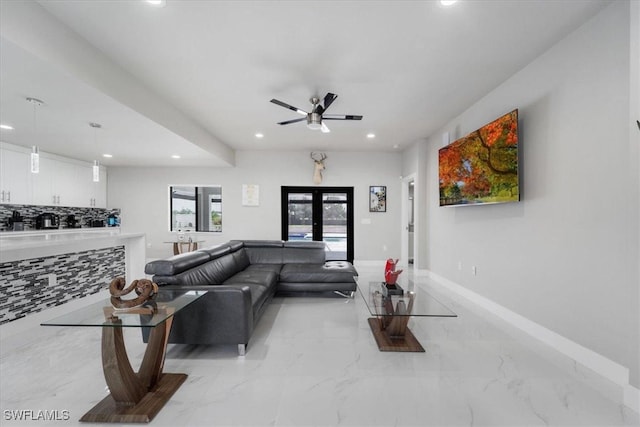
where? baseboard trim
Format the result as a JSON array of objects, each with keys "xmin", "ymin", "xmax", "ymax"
[
  {"xmin": 353, "ymin": 260, "xmax": 387, "ymax": 267},
  {"xmin": 625, "ymin": 384, "xmax": 640, "ymax": 413},
  {"xmin": 423, "ymin": 269, "xmax": 639, "ymax": 414}
]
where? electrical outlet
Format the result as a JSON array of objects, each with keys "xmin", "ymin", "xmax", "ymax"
[
  {"xmin": 48, "ymin": 273, "xmax": 57, "ymax": 286},
  {"xmin": 382, "ymin": 245, "xmax": 388, "ymax": 251},
  {"xmin": 458, "ymin": 261, "xmax": 463, "ymax": 271},
  {"xmin": 472, "ymin": 266, "xmax": 477, "ymax": 276}
]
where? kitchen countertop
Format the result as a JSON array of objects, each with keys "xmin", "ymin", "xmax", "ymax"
[
  {"xmin": 0, "ymin": 228, "xmax": 145, "ymax": 264},
  {"xmin": 0, "ymin": 227, "xmax": 120, "ymax": 236}
]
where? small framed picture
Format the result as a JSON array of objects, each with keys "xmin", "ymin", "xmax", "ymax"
[
  {"xmin": 369, "ymin": 186, "xmax": 386, "ymax": 212},
  {"xmin": 242, "ymin": 184, "xmax": 260, "ymax": 206}
]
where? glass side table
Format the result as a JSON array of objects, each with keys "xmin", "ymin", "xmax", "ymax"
[
  {"xmin": 41, "ymin": 290, "xmax": 206, "ymax": 423},
  {"xmin": 355, "ymin": 274, "xmax": 457, "ymax": 352}
]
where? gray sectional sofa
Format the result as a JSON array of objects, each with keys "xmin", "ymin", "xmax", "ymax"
[{"xmin": 143, "ymin": 240, "xmax": 358, "ymax": 355}]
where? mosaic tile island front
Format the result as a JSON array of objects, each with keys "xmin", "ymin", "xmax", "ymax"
[{"xmin": 0, "ymin": 204, "xmax": 145, "ymax": 325}]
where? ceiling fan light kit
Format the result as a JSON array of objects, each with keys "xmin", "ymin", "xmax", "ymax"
[
  {"xmin": 271, "ymin": 92, "xmax": 362, "ymax": 133},
  {"xmin": 307, "ymin": 112, "xmax": 322, "ymax": 130}
]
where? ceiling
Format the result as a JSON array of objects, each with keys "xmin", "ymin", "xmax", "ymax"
[{"xmin": 0, "ymin": 0, "xmax": 610, "ymax": 167}]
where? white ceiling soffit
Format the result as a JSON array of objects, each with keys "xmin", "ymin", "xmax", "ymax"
[
  {"xmin": 0, "ymin": 0, "xmax": 233, "ymax": 167},
  {"xmin": 0, "ymin": 0, "xmax": 611, "ymax": 167}
]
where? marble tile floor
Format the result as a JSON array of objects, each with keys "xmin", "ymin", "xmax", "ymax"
[{"xmin": 1, "ymin": 269, "xmax": 638, "ymax": 427}]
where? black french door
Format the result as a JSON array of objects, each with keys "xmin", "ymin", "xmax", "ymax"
[{"xmin": 281, "ymin": 186, "xmax": 354, "ymax": 263}]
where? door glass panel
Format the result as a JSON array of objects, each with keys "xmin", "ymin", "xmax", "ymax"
[
  {"xmin": 287, "ymin": 193, "xmax": 313, "ymax": 240},
  {"xmin": 282, "ymin": 187, "xmax": 353, "ymax": 262},
  {"xmin": 323, "ymin": 193, "xmax": 347, "ymax": 260}
]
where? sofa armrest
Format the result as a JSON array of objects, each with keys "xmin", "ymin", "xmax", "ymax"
[{"xmin": 150, "ymin": 285, "xmax": 255, "ymax": 345}]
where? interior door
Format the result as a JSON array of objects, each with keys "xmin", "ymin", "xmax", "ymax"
[{"xmin": 281, "ymin": 186, "xmax": 354, "ymax": 262}]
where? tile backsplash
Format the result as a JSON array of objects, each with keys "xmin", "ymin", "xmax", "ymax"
[{"xmin": 0, "ymin": 203, "xmax": 120, "ymax": 231}]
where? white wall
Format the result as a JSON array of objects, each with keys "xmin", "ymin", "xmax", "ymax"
[
  {"xmin": 414, "ymin": 1, "xmax": 639, "ymax": 388},
  {"xmin": 108, "ymin": 150, "xmax": 402, "ymax": 262}
]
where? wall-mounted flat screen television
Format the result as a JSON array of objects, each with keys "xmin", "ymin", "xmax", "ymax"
[{"xmin": 439, "ymin": 109, "xmax": 519, "ymax": 207}]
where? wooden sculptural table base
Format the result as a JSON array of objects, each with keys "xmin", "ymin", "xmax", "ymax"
[
  {"xmin": 367, "ymin": 317, "xmax": 425, "ymax": 352},
  {"xmin": 80, "ymin": 308, "xmax": 185, "ymax": 423},
  {"xmin": 368, "ymin": 292, "xmax": 425, "ymax": 352}
]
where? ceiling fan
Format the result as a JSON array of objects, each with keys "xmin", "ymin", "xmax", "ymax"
[{"xmin": 270, "ymin": 92, "xmax": 363, "ymax": 133}]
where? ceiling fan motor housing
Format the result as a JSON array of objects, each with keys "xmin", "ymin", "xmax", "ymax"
[{"xmin": 307, "ymin": 112, "xmax": 322, "ymax": 130}]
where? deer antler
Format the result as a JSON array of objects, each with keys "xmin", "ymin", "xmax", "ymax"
[{"xmin": 311, "ymin": 152, "xmax": 327, "ymax": 162}]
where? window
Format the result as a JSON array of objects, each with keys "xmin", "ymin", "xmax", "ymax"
[{"xmin": 170, "ymin": 185, "xmax": 222, "ymax": 232}]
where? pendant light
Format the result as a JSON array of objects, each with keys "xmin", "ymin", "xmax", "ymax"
[
  {"xmin": 90, "ymin": 122, "xmax": 102, "ymax": 182},
  {"xmin": 27, "ymin": 97, "xmax": 43, "ymax": 173},
  {"xmin": 30, "ymin": 146, "xmax": 39, "ymax": 174},
  {"xmin": 93, "ymin": 160, "xmax": 100, "ymax": 182}
]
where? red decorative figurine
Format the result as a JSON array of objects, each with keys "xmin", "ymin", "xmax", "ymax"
[{"xmin": 384, "ymin": 258, "xmax": 403, "ymax": 285}]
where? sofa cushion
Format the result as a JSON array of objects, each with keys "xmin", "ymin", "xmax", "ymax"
[
  {"xmin": 282, "ymin": 241, "xmax": 326, "ymax": 264},
  {"xmin": 243, "ymin": 263, "xmax": 283, "ymax": 276},
  {"xmin": 162, "ymin": 253, "xmax": 241, "ymax": 286},
  {"xmin": 236, "ymin": 240, "xmax": 283, "ymax": 248},
  {"xmin": 245, "ymin": 247, "xmax": 283, "ymax": 264},
  {"xmin": 277, "ymin": 281, "xmax": 356, "ymax": 293},
  {"xmin": 224, "ymin": 270, "xmax": 278, "ymax": 289},
  {"xmin": 145, "ymin": 250, "xmax": 211, "ymax": 276},
  {"xmin": 198, "ymin": 244, "xmax": 232, "ymax": 259},
  {"xmin": 279, "ymin": 261, "xmax": 357, "ymax": 283},
  {"xmin": 231, "ymin": 247, "xmax": 251, "ymax": 271},
  {"xmin": 227, "ymin": 240, "xmax": 245, "ymax": 251}
]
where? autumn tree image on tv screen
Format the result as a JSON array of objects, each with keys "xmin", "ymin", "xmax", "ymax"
[{"xmin": 439, "ymin": 109, "xmax": 519, "ymax": 206}]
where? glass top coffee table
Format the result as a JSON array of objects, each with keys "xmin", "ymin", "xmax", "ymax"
[
  {"xmin": 355, "ymin": 273, "xmax": 456, "ymax": 352},
  {"xmin": 41, "ymin": 290, "xmax": 206, "ymax": 423}
]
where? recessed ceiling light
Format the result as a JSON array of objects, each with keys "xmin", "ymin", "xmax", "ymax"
[
  {"xmin": 0, "ymin": 124, "xmax": 14, "ymax": 130},
  {"xmin": 366, "ymin": 133, "xmax": 376, "ymax": 139},
  {"xmin": 393, "ymin": 144, "xmax": 400, "ymax": 149},
  {"xmin": 171, "ymin": 155, "xmax": 181, "ymax": 159},
  {"xmin": 255, "ymin": 133, "xmax": 264, "ymax": 138},
  {"xmin": 440, "ymin": 0, "xmax": 457, "ymax": 5},
  {"xmin": 102, "ymin": 154, "xmax": 113, "ymax": 158},
  {"xmin": 146, "ymin": 0, "xmax": 166, "ymax": 6}
]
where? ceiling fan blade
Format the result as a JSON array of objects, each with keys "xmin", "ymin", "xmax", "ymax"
[
  {"xmin": 270, "ymin": 99, "xmax": 307, "ymax": 116},
  {"xmin": 322, "ymin": 114, "xmax": 363, "ymax": 120},
  {"xmin": 321, "ymin": 122, "xmax": 331, "ymax": 133},
  {"xmin": 323, "ymin": 93, "xmax": 338, "ymax": 111},
  {"xmin": 277, "ymin": 117, "xmax": 307, "ymax": 125}
]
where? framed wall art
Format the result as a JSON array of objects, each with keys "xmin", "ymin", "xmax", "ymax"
[
  {"xmin": 439, "ymin": 109, "xmax": 519, "ymax": 207},
  {"xmin": 242, "ymin": 184, "xmax": 260, "ymax": 206},
  {"xmin": 369, "ymin": 186, "xmax": 386, "ymax": 212}
]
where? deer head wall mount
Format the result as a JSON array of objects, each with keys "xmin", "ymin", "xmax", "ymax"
[{"xmin": 310, "ymin": 152, "xmax": 327, "ymax": 185}]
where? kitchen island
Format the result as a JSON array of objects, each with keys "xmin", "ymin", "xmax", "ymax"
[{"xmin": 0, "ymin": 228, "xmax": 145, "ymax": 324}]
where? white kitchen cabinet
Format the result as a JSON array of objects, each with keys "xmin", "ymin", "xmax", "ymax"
[
  {"xmin": 0, "ymin": 147, "xmax": 32, "ymax": 205},
  {"xmin": 54, "ymin": 160, "xmax": 83, "ymax": 207},
  {"xmin": 92, "ymin": 168, "xmax": 108, "ymax": 208},
  {"xmin": 74, "ymin": 164, "xmax": 93, "ymax": 207},
  {"xmin": 31, "ymin": 156, "xmax": 56, "ymax": 205},
  {"xmin": 32, "ymin": 157, "xmax": 108, "ymax": 208},
  {"xmin": 77, "ymin": 164, "xmax": 107, "ymax": 208},
  {"xmin": 1, "ymin": 143, "xmax": 108, "ymax": 208}
]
